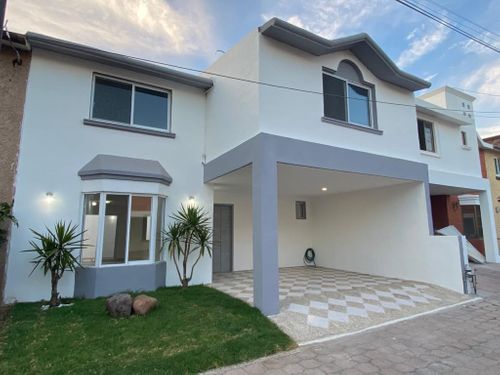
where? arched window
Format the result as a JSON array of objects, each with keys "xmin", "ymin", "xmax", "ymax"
[{"xmin": 322, "ymin": 60, "xmax": 377, "ymax": 130}]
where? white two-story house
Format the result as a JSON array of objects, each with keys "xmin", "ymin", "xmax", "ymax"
[{"xmin": 3, "ymin": 18, "xmax": 498, "ymax": 315}]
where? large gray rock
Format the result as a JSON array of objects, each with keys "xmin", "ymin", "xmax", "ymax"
[
  {"xmin": 132, "ymin": 294, "xmax": 158, "ymax": 315},
  {"xmin": 106, "ymin": 293, "xmax": 132, "ymax": 318}
]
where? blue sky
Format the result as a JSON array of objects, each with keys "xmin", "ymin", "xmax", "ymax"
[{"xmin": 6, "ymin": 0, "xmax": 500, "ymax": 135}]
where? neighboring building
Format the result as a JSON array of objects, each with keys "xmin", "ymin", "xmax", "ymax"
[
  {"xmin": 479, "ymin": 136, "xmax": 500, "ymax": 242},
  {"xmin": 0, "ymin": 31, "xmax": 31, "ymax": 303},
  {"xmin": 3, "ymin": 18, "xmax": 499, "ymax": 315}
]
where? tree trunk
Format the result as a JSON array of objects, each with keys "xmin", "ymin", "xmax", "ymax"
[
  {"xmin": 182, "ymin": 256, "xmax": 188, "ymax": 288},
  {"xmin": 49, "ymin": 272, "xmax": 60, "ymax": 307},
  {"xmin": 181, "ymin": 278, "xmax": 188, "ymax": 288}
]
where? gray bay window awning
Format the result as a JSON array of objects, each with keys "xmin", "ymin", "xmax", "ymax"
[{"xmin": 78, "ymin": 154, "xmax": 172, "ymax": 186}]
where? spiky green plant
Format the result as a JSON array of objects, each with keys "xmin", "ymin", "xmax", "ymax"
[
  {"xmin": 24, "ymin": 221, "xmax": 86, "ymax": 307},
  {"xmin": 0, "ymin": 201, "xmax": 17, "ymax": 245},
  {"xmin": 163, "ymin": 205, "xmax": 212, "ymax": 288}
]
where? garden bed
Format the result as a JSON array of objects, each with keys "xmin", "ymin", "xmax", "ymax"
[{"xmin": 0, "ymin": 286, "xmax": 295, "ymax": 374}]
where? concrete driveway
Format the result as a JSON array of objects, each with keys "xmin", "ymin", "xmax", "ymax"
[{"xmin": 211, "ymin": 266, "xmax": 470, "ymax": 344}]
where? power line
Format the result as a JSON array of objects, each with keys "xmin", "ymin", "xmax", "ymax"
[
  {"xmin": 125, "ymin": 53, "xmax": 500, "ymax": 114},
  {"xmin": 421, "ymin": 0, "xmax": 500, "ymax": 40},
  {"xmin": 414, "ymin": 0, "xmax": 500, "ymax": 47},
  {"xmin": 451, "ymin": 87, "xmax": 500, "ymax": 98},
  {"xmin": 394, "ymin": 0, "xmax": 500, "ymax": 53}
]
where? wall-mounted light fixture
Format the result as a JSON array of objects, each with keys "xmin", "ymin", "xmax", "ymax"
[
  {"xmin": 188, "ymin": 196, "xmax": 196, "ymax": 207},
  {"xmin": 321, "ymin": 187, "xmax": 328, "ymax": 192},
  {"xmin": 45, "ymin": 192, "xmax": 54, "ymax": 204}
]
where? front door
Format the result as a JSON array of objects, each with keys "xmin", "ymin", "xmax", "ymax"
[{"xmin": 213, "ymin": 204, "xmax": 233, "ymax": 273}]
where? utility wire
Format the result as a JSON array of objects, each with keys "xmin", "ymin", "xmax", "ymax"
[
  {"xmin": 412, "ymin": 0, "xmax": 500, "ymax": 45},
  {"xmin": 421, "ymin": 0, "xmax": 500, "ymax": 39},
  {"xmin": 394, "ymin": 0, "xmax": 500, "ymax": 53},
  {"xmin": 124, "ymin": 53, "xmax": 500, "ymax": 115},
  {"xmin": 451, "ymin": 87, "xmax": 500, "ymax": 98}
]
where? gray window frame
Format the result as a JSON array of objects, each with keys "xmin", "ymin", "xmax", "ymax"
[
  {"xmin": 89, "ymin": 73, "xmax": 172, "ymax": 133},
  {"xmin": 321, "ymin": 64, "xmax": 379, "ymax": 134},
  {"xmin": 295, "ymin": 201, "xmax": 307, "ymax": 220}
]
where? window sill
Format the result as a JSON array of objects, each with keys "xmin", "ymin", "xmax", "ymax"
[
  {"xmin": 83, "ymin": 119, "xmax": 176, "ymax": 139},
  {"xmin": 321, "ymin": 117, "xmax": 383, "ymax": 135},
  {"xmin": 420, "ymin": 150, "xmax": 441, "ymax": 158}
]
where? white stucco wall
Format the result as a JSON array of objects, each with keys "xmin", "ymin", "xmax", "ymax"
[
  {"xmin": 4, "ymin": 50, "xmax": 213, "ymax": 303},
  {"xmin": 213, "ymin": 190, "xmax": 314, "ymax": 270},
  {"xmin": 310, "ymin": 183, "xmax": 464, "ymax": 292},
  {"xmin": 257, "ymin": 37, "xmax": 422, "ymax": 162},
  {"xmin": 204, "ymin": 32, "xmax": 261, "ymax": 162},
  {"xmin": 416, "ymin": 111, "xmax": 481, "ymax": 177}
]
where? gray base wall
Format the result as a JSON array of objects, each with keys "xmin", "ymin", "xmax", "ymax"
[{"xmin": 74, "ymin": 261, "xmax": 166, "ymax": 299}]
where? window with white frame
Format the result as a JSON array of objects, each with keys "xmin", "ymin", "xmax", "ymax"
[
  {"xmin": 323, "ymin": 73, "xmax": 372, "ymax": 127},
  {"xmin": 81, "ymin": 193, "xmax": 166, "ymax": 266},
  {"xmin": 495, "ymin": 158, "xmax": 500, "ymax": 178},
  {"xmin": 91, "ymin": 75, "xmax": 171, "ymax": 131},
  {"xmin": 417, "ymin": 118, "xmax": 436, "ymax": 153}
]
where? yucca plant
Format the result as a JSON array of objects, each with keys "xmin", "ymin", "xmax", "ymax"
[
  {"xmin": 24, "ymin": 221, "xmax": 87, "ymax": 307},
  {"xmin": 163, "ymin": 205, "xmax": 212, "ymax": 288},
  {"xmin": 0, "ymin": 201, "xmax": 17, "ymax": 246}
]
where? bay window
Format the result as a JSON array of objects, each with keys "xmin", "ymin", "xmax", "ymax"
[{"xmin": 81, "ymin": 193, "xmax": 166, "ymax": 266}]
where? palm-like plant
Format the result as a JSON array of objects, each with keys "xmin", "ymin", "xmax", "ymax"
[
  {"xmin": 24, "ymin": 221, "xmax": 86, "ymax": 307},
  {"xmin": 163, "ymin": 205, "xmax": 212, "ymax": 288},
  {"xmin": 0, "ymin": 201, "xmax": 18, "ymax": 245}
]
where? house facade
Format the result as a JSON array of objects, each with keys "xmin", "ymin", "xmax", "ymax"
[{"xmin": 2, "ymin": 18, "xmax": 499, "ymax": 315}]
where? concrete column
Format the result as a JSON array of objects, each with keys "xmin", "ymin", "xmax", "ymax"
[
  {"xmin": 479, "ymin": 190, "xmax": 500, "ymax": 262},
  {"xmin": 252, "ymin": 157, "xmax": 279, "ymax": 316}
]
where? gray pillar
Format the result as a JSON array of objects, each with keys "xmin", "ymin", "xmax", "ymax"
[
  {"xmin": 252, "ymin": 157, "xmax": 279, "ymax": 315},
  {"xmin": 479, "ymin": 190, "xmax": 499, "ymax": 262}
]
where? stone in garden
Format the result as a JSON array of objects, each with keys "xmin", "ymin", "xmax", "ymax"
[
  {"xmin": 132, "ymin": 294, "xmax": 158, "ymax": 315},
  {"xmin": 106, "ymin": 293, "xmax": 132, "ymax": 318}
]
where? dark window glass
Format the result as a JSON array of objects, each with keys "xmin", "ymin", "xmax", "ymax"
[
  {"xmin": 323, "ymin": 74, "xmax": 346, "ymax": 121},
  {"xmin": 133, "ymin": 87, "xmax": 169, "ymax": 130},
  {"xmin": 102, "ymin": 194, "xmax": 129, "ymax": 264},
  {"xmin": 462, "ymin": 205, "xmax": 483, "ymax": 240},
  {"xmin": 92, "ymin": 77, "xmax": 132, "ymax": 123},
  {"xmin": 417, "ymin": 119, "xmax": 435, "ymax": 152},
  {"xmin": 295, "ymin": 201, "xmax": 306, "ymax": 220},
  {"xmin": 348, "ymin": 84, "xmax": 370, "ymax": 126}
]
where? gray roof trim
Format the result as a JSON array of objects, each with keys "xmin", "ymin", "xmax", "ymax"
[
  {"xmin": 78, "ymin": 154, "xmax": 172, "ymax": 186},
  {"xmin": 259, "ymin": 18, "xmax": 431, "ymax": 92},
  {"xmin": 26, "ymin": 32, "xmax": 213, "ymax": 90}
]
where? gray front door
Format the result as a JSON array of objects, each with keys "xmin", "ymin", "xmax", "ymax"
[{"xmin": 213, "ymin": 204, "xmax": 233, "ymax": 273}]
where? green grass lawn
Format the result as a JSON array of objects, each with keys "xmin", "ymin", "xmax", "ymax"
[{"xmin": 0, "ymin": 286, "xmax": 295, "ymax": 374}]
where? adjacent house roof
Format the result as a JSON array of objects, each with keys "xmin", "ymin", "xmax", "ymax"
[
  {"xmin": 25, "ymin": 32, "xmax": 213, "ymax": 90},
  {"xmin": 259, "ymin": 18, "xmax": 431, "ymax": 92},
  {"xmin": 78, "ymin": 154, "xmax": 172, "ymax": 186}
]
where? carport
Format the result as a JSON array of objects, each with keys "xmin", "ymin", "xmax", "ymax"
[
  {"xmin": 204, "ymin": 133, "xmax": 465, "ymax": 316},
  {"xmin": 211, "ymin": 267, "xmax": 468, "ymax": 343}
]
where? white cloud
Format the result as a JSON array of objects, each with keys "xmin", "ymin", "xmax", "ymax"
[
  {"xmin": 396, "ymin": 24, "xmax": 449, "ymax": 68},
  {"xmin": 262, "ymin": 0, "xmax": 391, "ymax": 39},
  {"xmin": 461, "ymin": 58, "xmax": 500, "ymax": 137},
  {"xmin": 5, "ymin": 0, "xmax": 216, "ymax": 61},
  {"xmin": 460, "ymin": 33, "xmax": 500, "ymax": 56},
  {"xmin": 424, "ymin": 72, "xmax": 438, "ymax": 82}
]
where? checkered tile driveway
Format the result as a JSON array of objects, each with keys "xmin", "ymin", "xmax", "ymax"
[{"xmin": 211, "ymin": 267, "xmax": 469, "ymax": 343}]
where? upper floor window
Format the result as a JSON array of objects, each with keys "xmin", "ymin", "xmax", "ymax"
[
  {"xmin": 91, "ymin": 75, "xmax": 170, "ymax": 132},
  {"xmin": 494, "ymin": 158, "xmax": 500, "ymax": 178},
  {"xmin": 417, "ymin": 119, "xmax": 436, "ymax": 153},
  {"xmin": 322, "ymin": 61, "xmax": 374, "ymax": 128},
  {"xmin": 461, "ymin": 130, "xmax": 468, "ymax": 147}
]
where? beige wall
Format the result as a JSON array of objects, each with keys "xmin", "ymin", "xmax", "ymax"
[
  {"xmin": 0, "ymin": 48, "xmax": 31, "ymax": 302},
  {"xmin": 483, "ymin": 149, "xmax": 500, "ymax": 240}
]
